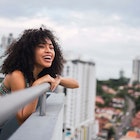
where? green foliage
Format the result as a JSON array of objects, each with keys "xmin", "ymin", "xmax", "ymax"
[
  {"xmin": 96, "ymin": 82, "xmax": 103, "ymax": 95},
  {"xmin": 135, "ymin": 96, "xmax": 140, "ymax": 112},
  {"xmin": 135, "ymin": 88, "xmax": 140, "ymax": 92},
  {"xmin": 96, "ymin": 102, "xmax": 104, "ymax": 108},
  {"xmin": 101, "ymin": 93, "xmax": 114, "ymax": 106},
  {"xmin": 116, "ymin": 89, "xmax": 127, "ymax": 98},
  {"xmin": 96, "ymin": 77, "xmax": 130, "ymax": 108},
  {"xmin": 97, "ymin": 77, "xmax": 129, "ymax": 90},
  {"xmin": 133, "ymin": 81, "xmax": 140, "ymax": 86},
  {"xmin": 108, "ymin": 127, "xmax": 115, "ymax": 139}
]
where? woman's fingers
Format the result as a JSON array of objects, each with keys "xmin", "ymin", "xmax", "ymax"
[{"xmin": 50, "ymin": 77, "xmax": 61, "ymax": 91}]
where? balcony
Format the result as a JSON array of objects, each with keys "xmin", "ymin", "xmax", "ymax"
[{"xmin": 0, "ymin": 83, "xmax": 65, "ymax": 140}]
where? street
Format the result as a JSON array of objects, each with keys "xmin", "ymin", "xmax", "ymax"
[{"xmin": 114, "ymin": 96, "xmax": 135, "ymax": 140}]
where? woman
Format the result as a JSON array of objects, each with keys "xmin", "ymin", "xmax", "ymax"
[{"xmin": 0, "ymin": 27, "xmax": 79, "ymax": 125}]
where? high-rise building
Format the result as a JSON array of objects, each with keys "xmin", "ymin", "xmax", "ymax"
[
  {"xmin": 0, "ymin": 33, "xmax": 14, "ymax": 68},
  {"xmin": 0, "ymin": 47, "xmax": 5, "ymax": 71},
  {"xmin": 119, "ymin": 69, "xmax": 124, "ymax": 79},
  {"xmin": 1, "ymin": 33, "xmax": 14, "ymax": 49},
  {"xmin": 131, "ymin": 56, "xmax": 140, "ymax": 83},
  {"xmin": 59, "ymin": 51, "xmax": 98, "ymax": 140}
]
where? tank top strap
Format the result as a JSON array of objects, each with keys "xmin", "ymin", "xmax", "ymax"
[{"xmin": 0, "ymin": 82, "xmax": 10, "ymax": 95}]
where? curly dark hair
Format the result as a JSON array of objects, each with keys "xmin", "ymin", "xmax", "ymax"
[{"xmin": 1, "ymin": 27, "xmax": 64, "ymax": 83}]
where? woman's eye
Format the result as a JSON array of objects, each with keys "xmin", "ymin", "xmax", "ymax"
[
  {"xmin": 49, "ymin": 44, "xmax": 54, "ymax": 49},
  {"xmin": 38, "ymin": 45, "xmax": 45, "ymax": 48}
]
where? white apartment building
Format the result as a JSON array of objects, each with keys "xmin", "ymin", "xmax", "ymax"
[
  {"xmin": 60, "ymin": 51, "xmax": 98, "ymax": 140},
  {"xmin": 0, "ymin": 48, "xmax": 5, "ymax": 71},
  {"xmin": 131, "ymin": 56, "xmax": 140, "ymax": 83},
  {"xmin": 0, "ymin": 33, "xmax": 14, "ymax": 70}
]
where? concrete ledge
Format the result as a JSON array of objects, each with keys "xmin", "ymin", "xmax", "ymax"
[{"xmin": 9, "ymin": 93, "xmax": 65, "ymax": 140}]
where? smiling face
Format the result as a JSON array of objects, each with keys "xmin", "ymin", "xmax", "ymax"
[{"xmin": 34, "ymin": 38, "xmax": 55, "ymax": 72}]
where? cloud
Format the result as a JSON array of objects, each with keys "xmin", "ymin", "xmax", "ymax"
[
  {"xmin": 0, "ymin": 0, "xmax": 140, "ymax": 80},
  {"xmin": 0, "ymin": 0, "xmax": 140, "ymax": 19}
]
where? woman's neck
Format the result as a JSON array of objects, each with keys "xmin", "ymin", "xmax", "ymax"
[{"xmin": 33, "ymin": 67, "xmax": 43, "ymax": 80}]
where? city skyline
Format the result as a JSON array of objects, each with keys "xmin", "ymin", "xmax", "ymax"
[{"xmin": 0, "ymin": 0, "xmax": 140, "ymax": 80}]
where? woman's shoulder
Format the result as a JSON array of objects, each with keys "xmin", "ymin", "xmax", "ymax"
[
  {"xmin": 9, "ymin": 70, "xmax": 25, "ymax": 82},
  {"xmin": 5, "ymin": 70, "xmax": 24, "ymax": 81},
  {"xmin": 5, "ymin": 70, "xmax": 26, "ymax": 88},
  {"xmin": 10, "ymin": 70, "xmax": 24, "ymax": 77}
]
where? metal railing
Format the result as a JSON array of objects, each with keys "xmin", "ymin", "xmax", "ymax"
[
  {"xmin": 0, "ymin": 83, "xmax": 65, "ymax": 140},
  {"xmin": 9, "ymin": 93, "xmax": 64, "ymax": 140},
  {"xmin": 0, "ymin": 83, "xmax": 50, "ymax": 125}
]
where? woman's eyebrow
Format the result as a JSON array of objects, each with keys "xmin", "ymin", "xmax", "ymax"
[{"xmin": 45, "ymin": 42, "xmax": 53, "ymax": 45}]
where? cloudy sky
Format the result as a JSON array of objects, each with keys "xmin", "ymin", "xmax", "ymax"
[{"xmin": 0, "ymin": 0, "xmax": 140, "ymax": 80}]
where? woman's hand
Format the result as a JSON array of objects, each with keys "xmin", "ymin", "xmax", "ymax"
[
  {"xmin": 32, "ymin": 74, "xmax": 55, "ymax": 86},
  {"xmin": 50, "ymin": 75, "xmax": 79, "ymax": 90},
  {"xmin": 50, "ymin": 75, "xmax": 61, "ymax": 91},
  {"xmin": 32, "ymin": 74, "xmax": 61, "ymax": 91},
  {"xmin": 33, "ymin": 74, "xmax": 79, "ymax": 91}
]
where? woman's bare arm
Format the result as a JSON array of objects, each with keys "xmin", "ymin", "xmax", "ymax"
[
  {"xmin": 7, "ymin": 70, "xmax": 38, "ymax": 124},
  {"xmin": 49, "ymin": 75, "xmax": 79, "ymax": 91},
  {"xmin": 7, "ymin": 71, "xmax": 79, "ymax": 124},
  {"xmin": 59, "ymin": 76, "xmax": 79, "ymax": 88}
]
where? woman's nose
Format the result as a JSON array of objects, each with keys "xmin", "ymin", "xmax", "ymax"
[{"xmin": 44, "ymin": 46, "xmax": 50, "ymax": 52}]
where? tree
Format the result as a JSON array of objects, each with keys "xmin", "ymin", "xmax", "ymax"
[{"xmin": 135, "ymin": 96, "xmax": 140, "ymax": 112}]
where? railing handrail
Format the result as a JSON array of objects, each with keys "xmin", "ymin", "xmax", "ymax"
[{"xmin": 0, "ymin": 83, "xmax": 50, "ymax": 125}]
